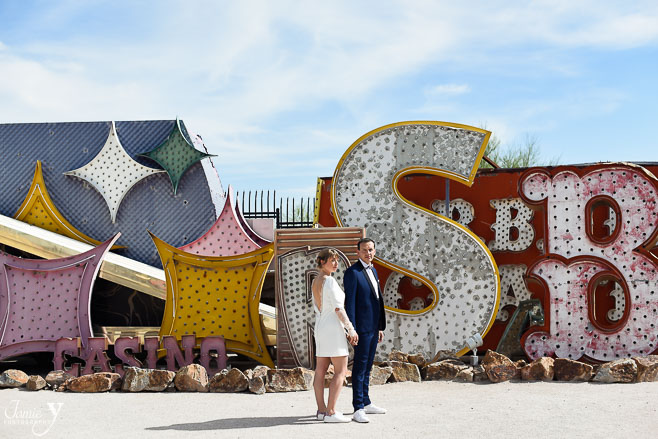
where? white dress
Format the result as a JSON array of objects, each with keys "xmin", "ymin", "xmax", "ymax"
[{"xmin": 313, "ymin": 276, "xmax": 349, "ymax": 357}]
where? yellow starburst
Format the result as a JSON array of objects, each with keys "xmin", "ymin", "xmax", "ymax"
[{"xmin": 150, "ymin": 232, "xmax": 274, "ymax": 367}]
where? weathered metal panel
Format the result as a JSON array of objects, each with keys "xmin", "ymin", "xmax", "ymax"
[
  {"xmin": 0, "ymin": 120, "xmax": 222, "ymax": 267},
  {"xmin": 0, "ymin": 234, "xmax": 119, "ymax": 359}
]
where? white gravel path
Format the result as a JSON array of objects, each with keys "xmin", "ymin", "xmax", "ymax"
[{"xmin": 1, "ymin": 380, "xmax": 657, "ymax": 438}]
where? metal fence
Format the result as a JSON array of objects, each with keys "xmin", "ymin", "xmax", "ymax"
[{"xmin": 236, "ymin": 190, "xmax": 315, "ymax": 228}]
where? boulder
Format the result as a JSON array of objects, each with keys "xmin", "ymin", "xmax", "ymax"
[
  {"xmin": 593, "ymin": 359, "xmax": 637, "ymax": 383},
  {"xmin": 0, "ymin": 369, "xmax": 29, "ymax": 388},
  {"xmin": 68, "ymin": 373, "xmax": 113, "ymax": 393},
  {"xmin": 300, "ymin": 368, "xmax": 314, "ymax": 389},
  {"xmin": 423, "ymin": 359, "xmax": 468, "ymax": 381},
  {"xmin": 46, "ymin": 370, "xmax": 75, "ymax": 389},
  {"xmin": 388, "ymin": 350, "xmax": 409, "ymax": 363},
  {"xmin": 472, "ymin": 365, "xmax": 489, "ymax": 383},
  {"xmin": 481, "ymin": 350, "xmax": 517, "ymax": 383},
  {"xmin": 146, "ymin": 369, "xmax": 176, "ymax": 391},
  {"xmin": 369, "ymin": 365, "xmax": 393, "ymax": 385},
  {"xmin": 513, "ymin": 360, "xmax": 526, "ymax": 380},
  {"xmin": 209, "ymin": 368, "xmax": 249, "ymax": 393},
  {"xmin": 387, "ymin": 361, "xmax": 421, "ymax": 383},
  {"xmin": 554, "ymin": 358, "xmax": 593, "ymax": 382},
  {"xmin": 433, "ymin": 350, "xmax": 461, "ymax": 362},
  {"xmin": 174, "ymin": 364, "xmax": 209, "ymax": 392},
  {"xmin": 97, "ymin": 372, "xmax": 121, "ymax": 391},
  {"xmin": 266, "ymin": 368, "xmax": 310, "ymax": 392},
  {"xmin": 122, "ymin": 367, "xmax": 150, "ymax": 392},
  {"xmin": 514, "ymin": 359, "xmax": 528, "ymax": 368},
  {"xmin": 248, "ymin": 376, "xmax": 266, "ymax": 394},
  {"xmin": 633, "ymin": 356, "xmax": 658, "ymax": 382},
  {"xmin": 252, "ymin": 365, "xmax": 270, "ymax": 380},
  {"xmin": 521, "ymin": 357, "xmax": 554, "ymax": 381},
  {"xmin": 407, "ymin": 353, "xmax": 427, "ymax": 368},
  {"xmin": 244, "ymin": 369, "xmax": 254, "ymax": 380},
  {"xmin": 26, "ymin": 375, "xmax": 48, "ymax": 391},
  {"xmin": 454, "ymin": 367, "xmax": 474, "ymax": 382}
]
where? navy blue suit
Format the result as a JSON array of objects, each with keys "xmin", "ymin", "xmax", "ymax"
[{"xmin": 344, "ymin": 260, "xmax": 386, "ymax": 411}]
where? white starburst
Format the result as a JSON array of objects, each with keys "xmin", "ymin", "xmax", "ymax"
[{"xmin": 64, "ymin": 121, "xmax": 165, "ymax": 223}]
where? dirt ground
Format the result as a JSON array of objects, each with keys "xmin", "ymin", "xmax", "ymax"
[{"xmin": 1, "ymin": 380, "xmax": 657, "ymax": 438}]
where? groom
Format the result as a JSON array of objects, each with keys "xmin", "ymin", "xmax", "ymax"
[{"xmin": 344, "ymin": 238, "xmax": 387, "ymax": 423}]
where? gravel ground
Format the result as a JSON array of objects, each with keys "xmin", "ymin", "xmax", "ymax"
[{"xmin": 2, "ymin": 380, "xmax": 658, "ymax": 438}]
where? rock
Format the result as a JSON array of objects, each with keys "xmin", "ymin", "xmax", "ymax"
[
  {"xmin": 369, "ymin": 365, "xmax": 393, "ymax": 385},
  {"xmin": 146, "ymin": 369, "xmax": 176, "ymax": 391},
  {"xmin": 591, "ymin": 364, "xmax": 601, "ymax": 379},
  {"xmin": 248, "ymin": 376, "xmax": 266, "ymax": 394},
  {"xmin": 46, "ymin": 370, "xmax": 75, "ymax": 389},
  {"xmin": 481, "ymin": 350, "xmax": 517, "ymax": 383},
  {"xmin": 68, "ymin": 373, "xmax": 113, "ymax": 393},
  {"xmin": 266, "ymin": 367, "xmax": 310, "ymax": 392},
  {"xmin": 244, "ymin": 369, "xmax": 254, "ymax": 380},
  {"xmin": 514, "ymin": 359, "xmax": 528, "ymax": 368},
  {"xmin": 433, "ymin": 350, "xmax": 460, "ymax": 362},
  {"xmin": 554, "ymin": 358, "xmax": 593, "ymax": 382},
  {"xmin": 521, "ymin": 357, "xmax": 555, "ymax": 381},
  {"xmin": 26, "ymin": 375, "xmax": 48, "ymax": 391},
  {"xmin": 252, "ymin": 365, "xmax": 270, "ymax": 380},
  {"xmin": 472, "ymin": 365, "xmax": 489, "ymax": 383},
  {"xmin": 407, "ymin": 353, "xmax": 427, "ymax": 368},
  {"xmin": 301, "ymin": 368, "xmax": 314, "ymax": 389},
  {"xmin": 209, "ymin": 368, "xmax": 249, "ymax": 393},
  {"xmin": 122, "ymin": 367, "xmax": 150, "ymax": 392},
  {"xmin": 388, "ymin": 350, "xmax": 409, "ymax": 363},
  {"xmin": 174, "ymin": 364, "xmax": 209, "ymax": 392},
  {"xmin": 0, "ymin": 369, "xmax": 29, "ymax": 388},
  {"xmin": 322, "ymin": 369, "xmax": 334, "ymax": 388},
  {"xmin": 387, "ymin": 361, "xmax": 421, "ymax": 383},
  {"xmin": 423, "ymin": 359, "xmax": 468, "ymax": 380},
  {"xmin": 454, "ymin": 367, "xmax": 474, "ymax": 382},
  {"xmin": 593, "ymin": 359, "xmax": 637, "ymax": 383},
  {"xmin": 633, "ymin": 355, "xmax": 658, "ymax": 382},
  {"xmin": 513, "ymin": 360, "xmax": 526, "ymax": 380},
  {"xmin": 96, "ymin": 372, "xmax": 121, "ymax": 391}
]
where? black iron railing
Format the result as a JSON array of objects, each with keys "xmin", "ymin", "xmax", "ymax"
[{"xmin": 236, "ymin": 190, "xmax": 315, "ymax": 228}]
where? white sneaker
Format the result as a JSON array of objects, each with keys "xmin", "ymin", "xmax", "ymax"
[
  {"xmin": 352, "ymin": 409, "xmax": 370, "ymax": 423},
  {"xmin": 324, "ymin": 412, "xmax": 350, "ymax": 423},
  {"xmin": 364, "ymin": 403, "xmax": 387, "ymax": 414},
  {"xmin": 316, "ymin": 410, "xmax": 326, "ymax": 421}
]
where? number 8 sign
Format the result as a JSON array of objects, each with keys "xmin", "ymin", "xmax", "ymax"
[{"xmin": 331, "ymin": 121, "xmax": 500, "ymax": 360}]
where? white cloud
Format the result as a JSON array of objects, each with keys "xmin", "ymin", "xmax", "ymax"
[
  {"xmin": 0, "ymin": 1, "xmax": 657, "ymax": 197},
  {"xmin": 427, "ymin": 84, "xmax": 471, "ymax": 96}
]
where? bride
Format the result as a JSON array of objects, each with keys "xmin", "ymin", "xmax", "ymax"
[{"xmin": 311, "ymin": 248, "xmax": 358, "ymax": 423}]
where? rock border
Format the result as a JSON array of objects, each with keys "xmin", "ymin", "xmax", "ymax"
[{"xmin": 2, "ymin": 351, "xmax": 657, "ymax": 394}]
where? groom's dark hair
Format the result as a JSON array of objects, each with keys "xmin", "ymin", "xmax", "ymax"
[{"xmin": 357, "ymin": 238, "xmax": 376, "ymax": 250}]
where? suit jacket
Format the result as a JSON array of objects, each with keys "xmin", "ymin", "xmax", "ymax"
[{"xmin": 344, "ymin": 261, "xmax": 386, "ymax": 334}]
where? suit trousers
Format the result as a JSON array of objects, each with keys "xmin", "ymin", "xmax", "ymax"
[{"xmin": 351, "ymin": 330, "xmax": 379, "ymax": 410}]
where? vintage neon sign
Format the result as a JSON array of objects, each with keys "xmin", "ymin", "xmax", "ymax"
[
  {"xmin": 331, "ymin": 121, "xmax": 501, "ymax": 360},
  {"xmin": 53, "ymin": 334, "xmax": 228, "ymax": 377}
]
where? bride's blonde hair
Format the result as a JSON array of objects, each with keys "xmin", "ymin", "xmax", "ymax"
[{"xmin": 316, "ymin": 248, "xmax": 339, "ymax": 268}]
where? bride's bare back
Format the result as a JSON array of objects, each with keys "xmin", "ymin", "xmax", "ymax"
[{"xmin": 312, "ymin": 275, "xmax": 327, "ymax": 312}]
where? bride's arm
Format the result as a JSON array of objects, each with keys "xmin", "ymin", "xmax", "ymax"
[{"xmin": 335, "ymin": 307, "xmax": 358, "ymax": 345}]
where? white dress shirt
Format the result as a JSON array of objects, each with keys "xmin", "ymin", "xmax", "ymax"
[{"xmin": 359, "ymin": 259, "xmax": 379, "ymax": 298}]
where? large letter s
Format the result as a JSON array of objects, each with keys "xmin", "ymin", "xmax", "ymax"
[{"xmin": 331, "ymin": 121, "xmax": 500, "ymax": 359}]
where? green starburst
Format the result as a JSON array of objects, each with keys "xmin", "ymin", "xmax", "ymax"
[{"xmin": 140, "ymin": 119, "xmax": 215, "ymax": 194}]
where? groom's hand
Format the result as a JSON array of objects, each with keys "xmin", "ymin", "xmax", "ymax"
[{"xmin": 378, "ymin": 331, "xmax": 384, "ymax": 343}]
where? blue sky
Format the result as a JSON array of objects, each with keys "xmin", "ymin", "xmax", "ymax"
[{"xmin": 1, "ymin": 1, "xmax": 657, "ymax": 200}]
